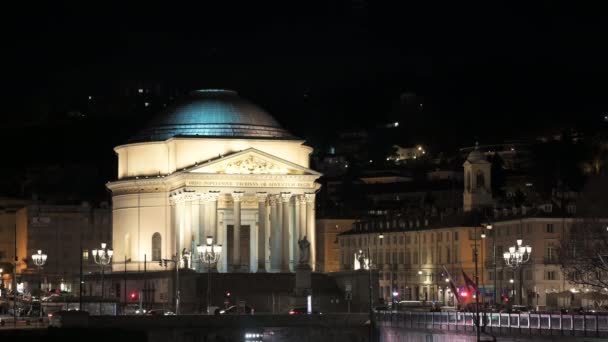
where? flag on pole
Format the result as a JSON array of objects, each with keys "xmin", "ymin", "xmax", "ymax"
[
  {"xmin": 442, "ymin": 265, "xmax": 460, "ymax": 303},
  {"xmin": 462, "ymin": 270, "xmax": 479, "ymax": 293}
]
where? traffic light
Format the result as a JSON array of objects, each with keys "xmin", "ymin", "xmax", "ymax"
[{"xmin": 130, "ymin": 291, "xmax": 139, "ymax": 301}]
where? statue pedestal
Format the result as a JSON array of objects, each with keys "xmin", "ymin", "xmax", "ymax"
[{"xmin": 291, "ymin": 263, "xmax": 312, "ymax": 308}]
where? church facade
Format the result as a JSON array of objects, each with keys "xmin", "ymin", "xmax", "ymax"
[{"xmin": 107, "ymin": 90, "xmax": 322, "ymax": 274}]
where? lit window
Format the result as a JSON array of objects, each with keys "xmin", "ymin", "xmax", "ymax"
[
  {"xmin": 138, "ymin": 88, "xmax": 144, "ymax": 93},
  {"xmin": 144, "ymin": 102, "xmax": 150, "ymax": 107},
  {"xmin": 82, "ymin": 249, "xmax": 89, "ymax": 261}
]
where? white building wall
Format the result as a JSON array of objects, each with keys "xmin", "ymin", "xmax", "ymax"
[
  {"xmin": 112, "ymin": 192, "xmax": 170, "ymax": 271},
  {"xmin": 115, "ymin": 138, "xmax": 312, "ymax": 179}
]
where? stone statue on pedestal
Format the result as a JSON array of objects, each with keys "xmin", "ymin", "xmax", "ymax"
[{"xmin": 298, "ymin": 236, "xmax": 310, "ymax": 265}]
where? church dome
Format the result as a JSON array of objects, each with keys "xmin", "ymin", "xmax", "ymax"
[
  {"xmin": 129, "ymin": 89, "xmax": 296, "ymax": 142},
  {"xmin": 465, "ymin": 143, "xmax": 489, "ymax": 163}
]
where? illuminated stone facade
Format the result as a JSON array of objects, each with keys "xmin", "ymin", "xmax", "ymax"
[{"xmin": 107, "ymin": 90, "xmax": 322, "ymax": 273}]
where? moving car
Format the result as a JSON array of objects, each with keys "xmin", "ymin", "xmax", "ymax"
[
  {"xmin": 218, "ymin": 305, "xmax": 254, "ymax": 315},
  {"xmin": 288, "ymin": 307, "xmax": 322, "ymax": 315}
]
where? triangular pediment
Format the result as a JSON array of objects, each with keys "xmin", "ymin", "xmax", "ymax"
[{"xmin": 187, "ymin": 148, "xmax": 321, "ymax": 176}]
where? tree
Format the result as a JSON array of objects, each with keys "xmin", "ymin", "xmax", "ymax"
[{"xmin": 559, "ymin": 176, "xmax": 608, "ymax": 290}]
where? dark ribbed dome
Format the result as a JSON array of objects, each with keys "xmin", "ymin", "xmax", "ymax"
[{"xmin": 129, "ymin": 89, "xmax": 296, "ymax": 142}]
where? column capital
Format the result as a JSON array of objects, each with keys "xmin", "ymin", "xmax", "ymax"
[
  {"xmin": 305, "ymin": 193, "xmax": 316, "ymax": 202},
  {"xmin": 232, "ymin": 191, "xmax": 245, "ymax": 202},
  {"xmin": 207, "ymin": 191, "xmax": 221, "ymax": 201},
  {"xmin": 280, "ymin": 192, "xmax": 292, "ymax": 202},
  {"xmin": 256, "ymin": 192, "xmax": 268, "ymax": 202}
]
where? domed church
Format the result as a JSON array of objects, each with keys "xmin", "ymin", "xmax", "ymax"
[{"xmin": 107, "ymin": 90, "xmax": 322, "ymax": 274}]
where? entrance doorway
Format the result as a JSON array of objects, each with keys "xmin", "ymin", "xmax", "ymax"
[{"xmin": 227, "ymin": 225, "xmax": 250, "ymax": 271}]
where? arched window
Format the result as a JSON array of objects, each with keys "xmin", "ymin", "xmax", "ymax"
[
  {"xmin": 476, "ymin": 170, "xmax": 485, "ymax": 189},
  {"xmin": 152, "ymin": 233, "xmax": 162, "ymax": 261}
]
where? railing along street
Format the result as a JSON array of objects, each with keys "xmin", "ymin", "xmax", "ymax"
[{"xmin": 375, "ymin": 310, "xmax": 608, "ymax": 337}]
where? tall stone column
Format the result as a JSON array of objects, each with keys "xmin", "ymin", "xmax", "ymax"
[
  {"xmin": 298, "ymin": 196, "xmax": 307, "ymax": 239},
  {"xmin": 256, "ymin": 192, "xmax": 268, "ymax": 272},
  {"xmin": 281, "ymin": 192, "xmax": 292, "ymax": 272},
  {"xmin": 291, "ymin": 197, "xmax": 298, "ymax": 272},
  {"xmin": 305, "ymin": 193, "xmax": 316, "ymax": 271},
  {"xmin": 178, "ymin": 198, "xmax": 186, "ymax": 255},
  {"xmin": 208, "ymin": 192, "xmax": 220, "ymax": 239},
  {"xmin": 218, "ymin": 210, "xmax": 227, "ymax": 273},
  {"xmin": 168, "ymin": 197, "xmax": 177, "ymax": 261},
  {"xmin": 269, "ymin": 195, "xmax": 281, "ymax": 272},
  {"xmin": 232, "ymin": 192, "xmax": 244, "ymax": 272},
  {"xmin": 265, "ymin": 197, "xmax": 271, "ymax": 271},
  {"xmin": 198, "ymin": 195, "xmax": 206, "ymax": 244}
]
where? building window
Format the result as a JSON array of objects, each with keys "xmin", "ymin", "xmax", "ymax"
[
  {"xmin": 454, "ymin": 232, "xmax": 459, "ymax": 241},
  {"xmin": 82, "ymin": 249, "xmax": 89, "ymax": 261},
  {"xmin": 545, "ymin": 242, "xmax": 557, "ymax": 263},
  {"xmin": 399, "ymin": 236, "xmax": 404, "ymax": 245},
  {"xmin": 525, "ymin": 269, "xmax": 533, "ymax": 280},
  {"xmin": 152, "ymin": 233, "xmax": 162, "ymax": 261},
  {"xmin": 546, "ymin": 223, "xmax": 555, "ymax": 234},
  {"xmin": 545, "ymin": 271, "xmax": 557, "ymax": 280}
]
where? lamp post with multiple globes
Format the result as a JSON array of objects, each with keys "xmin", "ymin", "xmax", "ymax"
[
  {"xmin": 196, "ymin": 236, "xmax": 222, "ymax": 314},
  {"xmin": 354, "ymin": 246, "xmax": 373, "ymax": 342},
  {"xmin": 503, "ymin": 239, "xmax": 531, "ymax": 305},
  {"xmin": 92, "ymin": 243, "xmax": 113, "ymax": 315},
  {"xmin": 31, "ymin": 250, "xmax": 47, "ymax": 318}
]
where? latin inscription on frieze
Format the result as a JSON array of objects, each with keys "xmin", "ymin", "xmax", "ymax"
[{"xmin": 187, "ymin": 180, "xmax": 313, "ymax": 188}]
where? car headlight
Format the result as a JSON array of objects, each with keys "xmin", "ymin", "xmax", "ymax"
[{"xmin": 219, "ymin": 310, "xmax": 225, "ymax": 314}]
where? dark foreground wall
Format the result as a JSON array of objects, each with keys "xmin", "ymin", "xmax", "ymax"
[{"xmin": 15, "ymin": 313, "xmax": 369, "ymax": 342}]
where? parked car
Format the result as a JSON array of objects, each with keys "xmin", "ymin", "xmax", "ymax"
[
  {"xmin": 146, "ymin": 309, "xmax": 167, "ymax": 316},
  {"xmin": 509, "ymin": 305, "xmax": 530, "ymax": 313},
  {"xmin": 373, "ymin": 305, "xmax": 390, "ymax": 312},
  {"xmin": 218, "ymin": 305, "xmax": 254, "ymax": 315},
  {"xmin": 288, "ymin": 307, "xmax": 322, "ymax": 315}
]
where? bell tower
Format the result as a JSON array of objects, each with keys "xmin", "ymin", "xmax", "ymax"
[{"xmin": 463, "ymin": 143, "xmax": 492, "ymax": 212}]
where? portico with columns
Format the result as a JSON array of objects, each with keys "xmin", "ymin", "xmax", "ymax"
[{"xmin": 107, "ymin": 89, "xmax": 322, "ymax": 274}]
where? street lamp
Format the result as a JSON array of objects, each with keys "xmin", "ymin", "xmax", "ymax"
[
  {"xmin": 509, "ymin": 279, "xmax": 515, "ymax": 303},
  {"xmin": 483, "ymin": 223, "xmax": 497, "ymax": 305},
  {"xmin": 196, "ymin": 236, "xmax": 222, "ymax": 314},
  {"xmin": 503, "ymin": 239, "xmax": 531, "ymax": 305},
  {"xmin": 92, "ymin": 243, "xmax": 113, "ymax": 315},
  {"xmin": 31, "ymin": 250, "xmax": 47, "ymax": 318},
  {"xmin": 159, "ymin": 254, "xmax": 181, "ymax": 315}
]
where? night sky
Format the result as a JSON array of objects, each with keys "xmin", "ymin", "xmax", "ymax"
[{"xmin": 3, "ymin": 2, "xmax": 608, "ymax": 153}]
